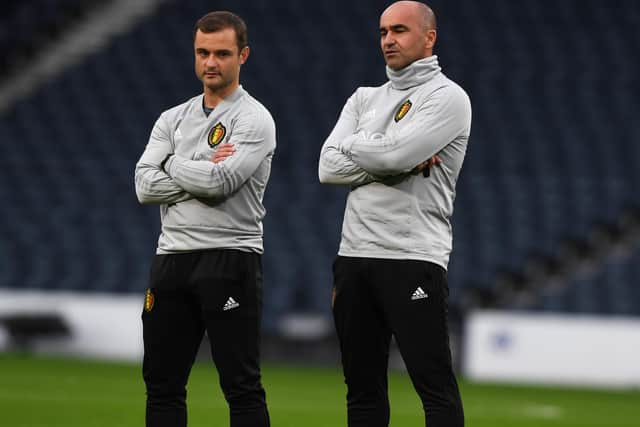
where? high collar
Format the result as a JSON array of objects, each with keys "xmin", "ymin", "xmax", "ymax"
[{"xmin": 386, "ymin": 55, "xmax": 441, "ymax": 90}]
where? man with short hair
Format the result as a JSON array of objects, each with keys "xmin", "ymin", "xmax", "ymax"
[
  {"xmin": 319, "ymin": 2, "xmax": 470, "ymax": 426},
  {"xmin": 135, "ymin": 10, "xmax": 274, "ymax": 427}
]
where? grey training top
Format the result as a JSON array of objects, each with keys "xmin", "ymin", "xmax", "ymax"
[
  {"xmin": 319, "ymin": 56, "xmax": 472, "ymax": 269},
  {"xmin": 135, "ymin": 86, "xmax": 276, "ymax": 254}
]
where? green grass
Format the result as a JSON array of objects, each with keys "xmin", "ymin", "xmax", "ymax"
[{"xmin": 1, "ymin": 353, "xmax": 638, "ymax": 426}]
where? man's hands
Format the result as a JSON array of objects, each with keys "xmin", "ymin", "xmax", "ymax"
[
  {"xmin": 411, "ymin": 155, "xmax": 442, "ymax": 176},
  {"xmin": 211, "ymin": 143, "xmax": 236, "ymax": 163}
]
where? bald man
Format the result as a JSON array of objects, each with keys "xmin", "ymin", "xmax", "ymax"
[{"xmin": 319, "ymin": 2, "xmax": 470, "ymax": 426}]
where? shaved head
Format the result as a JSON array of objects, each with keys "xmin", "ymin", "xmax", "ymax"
[
  {"xmin": 379, "ymin": 1, "xmax": 438, "ymax": 69},
  {"xmin": 383, "ymin": 1, "xmax": 436, "ymax": 32}
]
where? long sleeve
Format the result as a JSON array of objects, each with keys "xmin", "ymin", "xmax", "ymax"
[
  {"xmin": 134, "ymin": 115, "xmax": 193, "ymax": 205},
  {"xmin": 163, "ymin": 111, "xmax": 275, "ymax": 199},
  {"xmin": 318, "ymin": 91, "xmax": 378, "ymax": 186},
  {"xmin": 343, "ymin": 85, "xmax": 471, "ymax": 176}
]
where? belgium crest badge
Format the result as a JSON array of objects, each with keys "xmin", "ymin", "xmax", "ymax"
[
  {"xmin": 144, "ymin": 289, "xmax": 155, "ymax": 312},
  {"xmin": 394, "ymin": 100, "xmax": 412, "ymax": 122},
  {"xmin": 208, "ymin": 122, "xmax": 227, "ymax": 147}
]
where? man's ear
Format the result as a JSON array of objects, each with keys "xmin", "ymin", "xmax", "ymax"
[
  {"xmin": 425, "ymin": 29, "xmax": 437, "ymax": 50},
  {"xmin": 239, "ymin": 46, "xmax": 250, "ymax": 64}
]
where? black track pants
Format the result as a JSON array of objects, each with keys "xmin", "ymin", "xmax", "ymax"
[
  {"xmin": 142, "ymin": 249, "xmax": 269, "ymax": 427},
  {"xmin": 332, "ymin": 256, "xmax": 464, "ymax": 427}
]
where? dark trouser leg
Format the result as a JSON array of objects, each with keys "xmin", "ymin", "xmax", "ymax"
[
  {"xmin": 196, "ymin": 250, "xmax": 270, "ymax": 427},
  {"xmin": 332, "ymin": 256, "xmax": 392, "ymax": 427},
  {"xmin": 376, "ymin": 260, "xmax": 464, "ymax": 427},
  {"xmin": 142, "ymin": 269, "xmax": 204, "ymax": 427}
]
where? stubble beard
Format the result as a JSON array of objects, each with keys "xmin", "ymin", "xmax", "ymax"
[{"xmin": 202, "ymin": 72, "xmax": 234, "ymax": 93}]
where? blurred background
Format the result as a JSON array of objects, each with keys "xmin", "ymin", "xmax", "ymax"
[{"xmin": 1, "ymin": 0, "xmax": 639, "ymax": 388}]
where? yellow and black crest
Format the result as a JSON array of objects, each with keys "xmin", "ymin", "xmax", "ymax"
[
  {"xmin": 394, "ymin": 100, "xmax": 412, "ymax": 122},
  {"xmin": 144, "ymin": 289, "xmax": 155, "ymax": 312},
  {"xmin": 207, "ymin": 122, "xmax": 226, "ymax": 147}
]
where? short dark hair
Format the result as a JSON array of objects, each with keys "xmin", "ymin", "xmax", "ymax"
[{"xmin": 193, "ymin": 11, "xmax": 248, "ymax": 50}]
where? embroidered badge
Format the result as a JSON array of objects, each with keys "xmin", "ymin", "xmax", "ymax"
[
  {"xmin": 208, "ymin": 122, "xmax": 226, "ymax": 147},
  {"xmin": 394, "ymin": 100, "xmax": 412, "ymax": 122},
  {"xmin": 144, "ymin": 289, "xmax": 155, "ymax": 312}
]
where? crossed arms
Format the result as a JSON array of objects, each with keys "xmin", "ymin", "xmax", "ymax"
[
  {"xmin": 135, "ymin": 112, "xmax": 274, "ymax": 205},
  {"xmin": 318, "ymin": 86, "xmax": 470, "ymax": 185}
]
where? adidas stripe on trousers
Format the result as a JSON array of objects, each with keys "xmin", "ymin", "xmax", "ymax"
[
  {"xmin": 142, "ymin": 249, "xmax": 269, "ymax": 427},
  {"xmin": 332, "ymin": 256, "xmax": 464, "ymax": 427}
]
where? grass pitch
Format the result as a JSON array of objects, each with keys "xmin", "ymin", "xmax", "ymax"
[{"xmin": 0, "ymin": 353, "xmax": 638, "ymax": 426}]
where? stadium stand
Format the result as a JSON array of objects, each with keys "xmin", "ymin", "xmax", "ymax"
[
  {"xmin": 0, "ymin": 0, "xmax": 103, "ymax": 79},
  {"xmin": 0, "ymin": 0, "xmax": 638, "ymax": 334}
]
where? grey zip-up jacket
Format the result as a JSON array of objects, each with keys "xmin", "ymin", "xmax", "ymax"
[
  {"xmin": 135, "ymin": 86, "xmax": 276, "ymax": 254},
  {"xmin": 319, "ymin": 56, "xmax": 471, "ymax": 269}
]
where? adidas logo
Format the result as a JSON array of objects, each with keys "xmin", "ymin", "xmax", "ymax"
[
  {"xmin": 411, "ymin": 287, "xmax": 429, "ymax": 301},
  {"xmin": 223, "ymin": 297, "xmax": 240, "ymax": 311}
]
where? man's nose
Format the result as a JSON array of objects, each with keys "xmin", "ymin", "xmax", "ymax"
[
  {"xmin": 205, "ymin": 54, "xmax": 217, "ymax": 68},
  {"xmin": 383, "ymin": 33, "xmax": 395, "ymax": 47}
]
